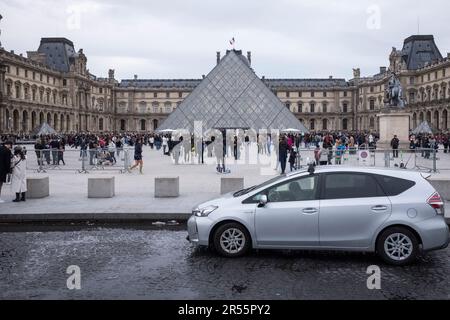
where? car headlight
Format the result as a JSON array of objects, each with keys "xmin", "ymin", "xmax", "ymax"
[{"xmin": 192, "ymin": 205, "xmax": 218, "ymax": 217}]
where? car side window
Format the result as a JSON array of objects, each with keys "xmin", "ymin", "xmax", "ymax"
[
  {"xmin": 261, "ymin": 175, "xmax": 318, "ymax": 203},
  {"xmin": 374, "ymin": 174, "xmax": 416, "ymax": 196},
  {"xmin": 322, "ymin": 173, "xmax": 385, "ymax": 200}
]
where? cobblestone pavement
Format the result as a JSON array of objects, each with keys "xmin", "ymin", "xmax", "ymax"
[{"xmin": 0, "ymin": 225, "xmax": 449, "ymax": 300}]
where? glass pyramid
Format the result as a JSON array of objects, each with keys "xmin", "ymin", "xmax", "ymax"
[{"xmin": 157, "ymin": 50, "xmax": 308, "ymax": 132}]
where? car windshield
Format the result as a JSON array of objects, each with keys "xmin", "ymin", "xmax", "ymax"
[{"xmin": 233, "ymin": 175, "xmax": 287, "ymax": 197}]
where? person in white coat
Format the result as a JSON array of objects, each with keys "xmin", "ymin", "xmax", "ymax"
[{"xmin": 11, "ymin": 146, "xmax": 27, "ymax": 202}]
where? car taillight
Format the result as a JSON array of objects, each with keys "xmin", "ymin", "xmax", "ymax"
[{"xmin": 427, "ymin": 192, "xmax": 445, "ymax": 215}]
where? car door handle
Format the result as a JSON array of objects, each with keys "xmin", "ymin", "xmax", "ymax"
[
  {"xmin": 302, "ymin": 208, "xmax": 318, "ymax": 215},
  {"xmin": 371, "ymin": 205, "xmax": 388, "ymax": 211}
]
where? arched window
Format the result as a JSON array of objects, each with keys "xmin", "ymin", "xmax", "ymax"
[
  {"xmin": 32, "ymin": 111, "xmax": 37, "ymax": 130},
  {"xmin": 443, "ymin": 109, "xmax": 448, "ymax": 130},
  {"xmin": 310, "ymin": 119, "xmax": 315, "ymax": 130},
  {"xmin": 13, "ymin": 110, "xmax": 19, "ymax": 132},
  {"xmin": 164, "ymin": 102, "xmax": 172, "ymax": 113},
  {"xmin": 120, "ymin": 119, "xmax": 126, "ymax": 131},
  {"xmin": 140, "ymin": 119, "xmax": 146, "ymax": 131},
  {"xmin": 322, "ymin": 119, "xmax": 327, "ymax": 130},
  {"xmin": 152, "ymin": 102, "xmax": 159, "ymax": 113},
  {"xmin": 342, "ymin": 118, "xmax": 348, "ymax": 130},
  {"xmin": 99, "ymin": 118, "xmax": 104, "ymax": 131},
  {"xmin": 285, "ymin": 102, "xmax": 291, "ymax": 110},
  {"xmin": 22, "ymin": 111, "xmax": 28, "ymax": 132},
  {"xmin": 343, "ymin": 103, "xmax": 348, "ymax": 113},
  {"xmin": 434, "ymin": 110, "xmax": 439, "ymax": 129},
  {"xmin": 153, "ymin": 119, "xmax": 159, "ymax": 130},
  {"xmin": 369, "ymin": 117, "xmax": 375, "ymax": 128},
  {"xmin": 297, "ymin": 103, "xmax": 302, "ymax": 113},
  {"xmin": 139, "ymin": 101, "xmax": 147, "ymax": 112}
]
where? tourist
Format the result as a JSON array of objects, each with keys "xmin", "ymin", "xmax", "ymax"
[
  {"xmin": 50, "ymin": 138, "xmax": 59, "ymax": 165},
  {"xmin": 34, "ymin": 138, "xmax": 45, "ymax": 166},
  {"xmin": 334, "ymin": 139, "xmax": 345, "ymax": 165},
  {"xmin": 58, "ymin": 139, "xmax": 66, "ymax": 165},
  {"xmin": 11, "ymin": 146, "xmax": 27, "ymax": 202},
  {"xmin": 128, "ymin": 137, "xmax": 144, "ymax": 174},
  {"xmin": 288, "ymin": 148, "xmax": 297, "ymax": 172},
  {"xmin": 108, "ymin": 139, "xmax": 117, "ymax": 164},
  {"xmin": 278, "ymin": 136, "xmax": 289, "ymax": 174},
  {"xmin": 318, "ymin": 145, "xmax": 329, "ymax": 165},
  {"xmin": 115, "ymin": 137, "xmax": 122, "ymax": 159},
  {"xmin": 162, "ymin": 135, "xmax": 168, "ymax": 154},
  {"xmin": 149, "ymin": 135, "xmax": 155, "ymax": 149},
  {"xmin": 314, "ymin": 144, "xmax": 321, "ymax": 165},
  {"xmin": 391, "ymin": 135, "xmax": 399, "ymax": 158},
  {"xmin": 0, "ymin": 141, "xmax": 13, "ymax": 203}
]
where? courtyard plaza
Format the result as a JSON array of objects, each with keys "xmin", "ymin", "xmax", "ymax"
[{"xmin": 1, "ymin": 143, "xmax": 450, "ymax": 220}]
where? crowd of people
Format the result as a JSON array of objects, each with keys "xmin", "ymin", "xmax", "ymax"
[{"xmin": 1, "ymin": 129, "xmax": 450, "ymax": 202}]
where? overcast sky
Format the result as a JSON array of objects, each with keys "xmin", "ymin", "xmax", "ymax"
[{"xmin": 1, "ymin": 0, "xmax": 449, "ymax": 81}]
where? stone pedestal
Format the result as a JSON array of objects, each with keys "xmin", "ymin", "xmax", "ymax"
[
  {"xmin": 377, "ymin": 109, "xmax": 410, "ymax": 149},
  {"xmin": 155, "ymin": 176, "xmax": 179, "ymax": 198},
  {"xmin": 220, "ymin": 177, "xmax": 244, "ymax": 194},
  {"xmin": 88, "ymin": 177, "xmax": 115, "ymax": 198},
  {"xmin": 27, "ymin": 176, "xmax": 50, "ymax": 199}
]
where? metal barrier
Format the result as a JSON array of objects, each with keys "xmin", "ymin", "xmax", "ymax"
[
  {"xmin": 289, "ymin": 147, "xmax": 441, "ymax": 173},
  {"xmin": 19, "ymin": 143, "xmax": 449, "ymax": 174},
  {"xmin": 24, "ymin": 147, "xmax": 134, "ymax": 174}
]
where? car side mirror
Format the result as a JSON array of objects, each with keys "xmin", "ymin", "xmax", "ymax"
[{"xmin": 258, "ymin": 194, "xmax": 268, "ymax": 207}]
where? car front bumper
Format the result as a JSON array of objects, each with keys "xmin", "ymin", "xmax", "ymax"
[{"xmin": 186, "ymin": 215, "xmax": 211, "ymax": 246}]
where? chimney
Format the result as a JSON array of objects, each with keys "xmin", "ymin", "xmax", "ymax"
[
  {"xmin": 108, "ymin": 69, "xmax": 115, "ymax": 80},
  {"xmin": 380, "ymin": 66, "xmax": 387, "ymax": 73},
  {"xmin": 262, "ymin": 76, "xmax": 265, "ymax": 81},
  {"xmin": 247, "ymin": 51, "xmax": 251, "ymax": 65},
  {"xmin": 329, "ymin": 75, "xmax": 333, "ymax": 79},
  {"xmin": 216, "ymin": 51, "xmax": 221, "ymax": 65},
  {"xmin": 134, "ymin": 74, "xmax": 138, "ymax": 80},
  {"xmin": 202, "ymin": 75, "xmax": 205, "ymax": 79},
  {"xmin": 10, "ymin": 50, "xmax": 14, "ymax": 54}
]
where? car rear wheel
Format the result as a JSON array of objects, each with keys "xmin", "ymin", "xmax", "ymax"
[
  {"xmin": 213, "ymin": 223, "xmax": 251, "ymax": 258},
  {"xmin": 376, "ymin": 227, "xmax": 419, "ymax": 266}
]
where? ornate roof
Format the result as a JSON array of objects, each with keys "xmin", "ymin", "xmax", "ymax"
[
  {"xmin": 401, "ymin": 35, "xmax": 443, "ymax": 70},
  {"xmin": 37, "ymin": 38, "xmax": 77, "ymax": 72}
]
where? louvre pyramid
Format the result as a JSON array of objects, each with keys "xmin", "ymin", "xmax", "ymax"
[{"xmin": 157, "ymin": 50, "xmax": 307, "ymax": 132}]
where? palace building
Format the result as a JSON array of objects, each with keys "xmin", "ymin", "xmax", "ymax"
[{"xmin": 0, "ymin": 35, "xmax": 449, "ymax": 134}]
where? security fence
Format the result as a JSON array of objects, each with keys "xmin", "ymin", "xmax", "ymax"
[
  {"xmin": 18, "ymin": 144, "xmax": 450, "ymax": 174},
  {"xmin": 291, "ymin": 147, "xmax": 446, "ymax": 173},
  {"xmin": 24, "ymin": 147, "xmax": 135, "ymax": 174}
]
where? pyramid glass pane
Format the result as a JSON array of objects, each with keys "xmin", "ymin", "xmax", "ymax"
[{"xmin": 158, "ymin": 50, "xmax": 308, "ymax": 132}]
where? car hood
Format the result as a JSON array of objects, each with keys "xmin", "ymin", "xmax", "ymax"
[{"xmin": 193, "ymin": 192, "xmax": 236, "ymax": 210}]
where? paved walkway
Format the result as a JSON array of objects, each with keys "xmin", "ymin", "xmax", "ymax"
[{"xmin": 0, "ymin": 145, "xmax": 450, "ymax": 222}]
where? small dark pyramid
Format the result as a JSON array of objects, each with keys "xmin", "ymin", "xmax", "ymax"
[{"xmin": 158, "ymin": 50, "xmax": 307, "ymax": 132}]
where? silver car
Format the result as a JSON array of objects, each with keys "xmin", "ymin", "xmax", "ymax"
[{"xmin": 187, "ymin": 166, "xmax": 449, "ymax": 265}]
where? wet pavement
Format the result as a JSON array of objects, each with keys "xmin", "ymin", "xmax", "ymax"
[{"xmin": 0, "ymin": 224, "xmax": 449, "ymax": 300}]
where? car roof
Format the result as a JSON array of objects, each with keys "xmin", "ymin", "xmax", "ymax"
[{"xmin": 286, "ymin": 166, "xmax": 424, "ymax": 181}]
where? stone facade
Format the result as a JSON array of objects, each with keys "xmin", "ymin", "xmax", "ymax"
[{"xmin": 0, "ymin": 35, "xmax": 449, "ymax": 134}]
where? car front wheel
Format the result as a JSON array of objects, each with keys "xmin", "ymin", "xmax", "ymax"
[
  {"xmin": 213, "ymin": 223, "xmax": 251, "ymax": 257},
  {"xmin": 376, "ymin": 227, "xmax": 419, "ymax": 266}
]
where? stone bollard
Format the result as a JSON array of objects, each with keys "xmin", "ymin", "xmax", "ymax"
[
  {"xmin": 27, "ymin": 176, "xmax": 50, "ymax": 199},
  {"xmin": 88, "ymin": 176, "xmax": 115, "ymax": 198},
  {"xmin": 220, "ymin": 177, "xmax": 244, "ymax": 195},
  {"xmin": 155, "ymin": 176, "xmax": 179, "ymax": 197}
]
